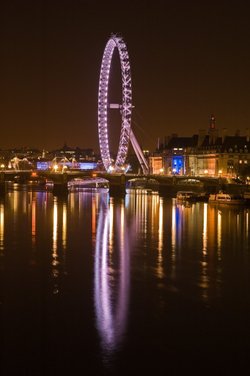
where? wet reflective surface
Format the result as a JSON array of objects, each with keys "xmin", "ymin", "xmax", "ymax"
[{"xmin": 1, "ymin": 191, "xmax": 250, "ymax": 375}]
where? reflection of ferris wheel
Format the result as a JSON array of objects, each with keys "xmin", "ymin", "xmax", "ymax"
[{"xmin": 98, "ymin": 34, "xmax": 149, "ymax": 174}]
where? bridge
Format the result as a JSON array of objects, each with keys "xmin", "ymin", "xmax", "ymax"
[{"xmin": 0, "ymin": 169, "xmax": 245, "ymax": 197}]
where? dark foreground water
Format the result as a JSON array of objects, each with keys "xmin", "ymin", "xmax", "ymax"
[{"xmin": 0, "ymin": 190, "xmax": 250, "ymax": 375}]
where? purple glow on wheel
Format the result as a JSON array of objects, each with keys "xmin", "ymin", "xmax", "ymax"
[{"xmin": 98, "ymin": 34, "xmax": 132, "ymax": 172}]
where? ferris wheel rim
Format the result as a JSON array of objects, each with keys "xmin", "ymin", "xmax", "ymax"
[{"xmin": 98, "ymin": 34, "xmax": 132, "ymax": 173}]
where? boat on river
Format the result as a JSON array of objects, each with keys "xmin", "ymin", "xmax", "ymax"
[
  {"xmin": 126, "ymin": 178, "xmax": 159, "ymax": 195},
  {"xmin": 243, "ymin": 191, "xmax": 250, "ymax": 204},
  {"xmin": 126, "ymin": 187, "xmax": 158, "ymax": 195},
  {"xmin": 67, "ymin": 178, "xmax": 109, "ymax": 192},
  {"xmin": 208, "ymin": 192, "xmax": 246, "ymax": 205},
  {"xmin": 176, "ymin": 191, "xmax": 208, "ymax": 202}
]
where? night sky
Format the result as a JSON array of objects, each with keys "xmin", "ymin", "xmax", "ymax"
[{"xmin": 1, "ymin": 0, "xmax": 250, "ymax": 152}]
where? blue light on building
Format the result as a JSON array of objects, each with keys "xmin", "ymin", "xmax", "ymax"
[
  {"xmin": 37, "ymin": 161, "xmax": 51, "ymax": 170},
  {"xmin": 79, "ymin": 162, "xmax": 97, "ymax": 170},
  {"xmin": 172, "ymin": 156, "xmax": 184, "ymax": 174}
]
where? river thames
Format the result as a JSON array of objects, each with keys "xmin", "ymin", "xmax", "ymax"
[{"xmin": 1, "ymin": 189, "xmax": 250, "ymax": 375}]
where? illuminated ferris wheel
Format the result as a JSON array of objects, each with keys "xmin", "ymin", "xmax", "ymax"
[{"xmin": 98, "ymin": 34, "xmax": 149, "ymax": 174}]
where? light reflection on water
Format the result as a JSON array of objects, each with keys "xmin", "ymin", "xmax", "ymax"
[
  {"xmin": 157, "ymin": 197, "xmax": 164, "ymax": 279},
  {"xmin": 1, "ymin": 190, "xmax": 250, "ymax": 373},
  {"xmin": 1, "ymin": 192, "xmax": 250, "ymax": 296},
  {"xmin": 94, "ymin": 196, "xmax": 131, "ymax": 361},
  {"xmin": 52, "ymin": 197, "xmax": 59, "ymax": 294},
  {"xmin": 0, "ymin": 202, "xmax": 4, "ymax": 254}
]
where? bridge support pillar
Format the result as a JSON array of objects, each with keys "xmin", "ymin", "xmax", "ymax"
[
  {"xmin": 52, "ymin": 182, "xmax": 68, "ymax": 196},
  {"xmin": 0, "ymin": 183, "xmax": 5, "ymax": 195},
  {"xmin": 109, "ymin": 174, "xmax": 126, "ymax": 197},
  {"xmin": 0, "ymin": 172, "xmax": 5, "ymax": 195},
  {"xmin": 109, "ymin": 184, "xmax": 126, "ymax": 197},
  {"xmin": 158, "ymin": 184, "xmax": 176, "ymax": 197},
  {"xmin": 52, "ymin": 173, "xmax": 68, "ymax": 196}
]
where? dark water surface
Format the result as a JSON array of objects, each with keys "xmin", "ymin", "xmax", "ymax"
[{"xmin": 1, "ymin": 191, "xmax": 250, "ymax": 375}]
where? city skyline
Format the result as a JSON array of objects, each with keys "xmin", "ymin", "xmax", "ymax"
[{"xmin": 2, "ymin": 0, "xmax": 250, "ymax": 151}]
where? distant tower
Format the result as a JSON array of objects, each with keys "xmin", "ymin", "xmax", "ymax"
[
  {"xmin": 208, "ymin": 114, "xmax": 218, "ymax": 144},
  {"xmin": 209, "ymin": 114, "xmax": 216, "ymax": 130},
  {"xmin": 157, "ymin": 137, "xmax": 160, "ymax": 150}
]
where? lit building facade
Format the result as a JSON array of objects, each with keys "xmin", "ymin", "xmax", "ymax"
[
  {"xmin": 149, "ymin": 156, "xmax": 163, "ymax": 174},
  {"xmin": 157, "ymin": 116, "xmax": 250, "ymax": 178}
]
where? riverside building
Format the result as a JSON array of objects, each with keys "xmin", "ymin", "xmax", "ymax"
[{"xmin": 156, "ymin": 116, "xmax": 250, "ymax": 179}]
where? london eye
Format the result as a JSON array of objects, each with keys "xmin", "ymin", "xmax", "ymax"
[{"xmin": 98, "ymin": 34, "xmax": 149, "ymax": 174}]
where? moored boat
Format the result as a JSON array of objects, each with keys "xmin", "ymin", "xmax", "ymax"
[
  {"xmin": 68, "ymin": 178, "xmax": 109, "ymax": 192},
  {"xmin": 126, "ymin": 187, "xmax": 158, "ymax": 195},
  {"xmin": 176, "ymin": 191, "xmax": 208, "ymax": 202},
  {"xmin": 176, "ymin": 191, "xmax": 197, "ymax": 201},
  {"xmin": 208, "ymin": 192, "xmax": 246, "ymax": 205},
  {"xmin": 243, "ymin": 191, "xmax": 250, "ymax": 203}
]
